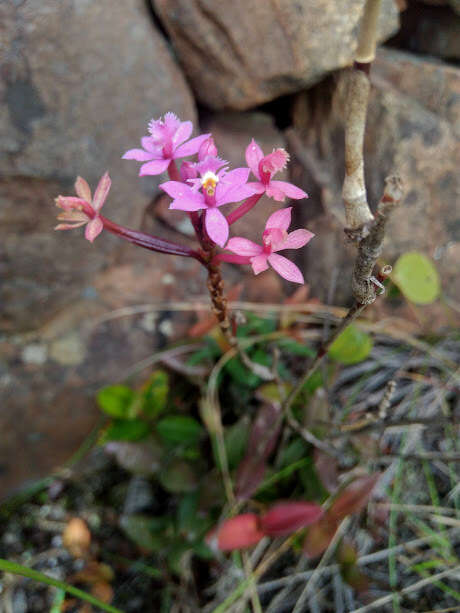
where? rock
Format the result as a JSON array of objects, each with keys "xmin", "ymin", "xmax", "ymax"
[
  {"xmin": 373, "ymin": 49, "xmax": 460, "ymax": 137},
  {"xmin": 391, "ymin": 1, "xmax": 460, "ymax": 60},
  {"xmin": 416, "ymin": 0, "xmax": 460, "ymax": 14},
  {"xmin": 152, "ymin": 0, "xmax": 399, "ymax": 110},
  {"xmin": 0, "ymin": 0, "xmax": 197, "ymax": 332},
  {"xmin": 290, "ymin": 48, "xmax": 460, "ymax": 311},
  {"xmin": 0, "ymin": 243, "xmax": 204, "ymax": 499}
]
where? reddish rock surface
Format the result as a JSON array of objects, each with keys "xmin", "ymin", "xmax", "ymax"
[{"xmin": 152, "ymin": 0, "xmax": 399, "ymax": 110}]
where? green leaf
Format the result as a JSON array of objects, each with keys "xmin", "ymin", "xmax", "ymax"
[
  {"xmin": 329, "ymin": 325, "xmax": 373, "ymax": 365},
  {"xmin": 141, "ymin": 370, "xmax": 169, "ymax": 418},
  {"xmin": 277, "ymin": 438, "xmax": 309, "ymax": 469},
  {"xmin": 0, "ymin": 558, "xmax": 122, "ymax": 613},
  {"xmin": 101, "ymin": 418, "xmax": 150, "ymax": 443},
  {"xmin": 156, "ymin": 415, "xmax": 204, "ymax": 445},
  {"xmin": 97, "ymin": 385, "xmax": 136, "ymax": 419},
  {"xmin": 393, "ymin": 251, "xmax": 440, "ymax": 304},
  {"xmin": 226, "ymin": 349, "xmax": 272, "ymax": 389},
  {"xmin": 120, "ymin": 515, "xmax": 171, "ymax": 552}
]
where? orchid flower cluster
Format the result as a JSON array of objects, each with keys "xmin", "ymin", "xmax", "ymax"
[{"xmin": 55, "ymin": 113, "xmax": 314, "ymax": 284}]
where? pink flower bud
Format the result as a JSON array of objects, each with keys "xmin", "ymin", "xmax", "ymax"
[
  {"xmin": 180, "ymin": 161, "xmax": 198, "ymax": 182},
  {"xmin": 198, "ymin": 136, "xmax": 218, "ymax": 161}
]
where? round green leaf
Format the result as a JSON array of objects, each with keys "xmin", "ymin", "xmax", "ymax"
[
  {"xmin": 329, "ymin": 325, "xmax": 373, "ymax": 365},
  {"xmin": 97, "ymin": 385, "xmax": 136, "ymax": 419},
  {"xmin": 393, "ymin": 251, "xmax": 440, "ymax": 304}
]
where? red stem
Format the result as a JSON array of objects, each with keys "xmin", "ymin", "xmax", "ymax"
[
  {"xmin": 100, "ymin": 215, "xmax": 204, "ymax": 263},
  {"xmin": 213, "ymin": 253, "xmax": 251, "ymax": 265},
  {"xmin": 227, "ymin": 193, "xmax": 262, "ymax": 225}
]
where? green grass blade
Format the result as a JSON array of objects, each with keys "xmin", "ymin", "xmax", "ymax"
[{"xmin": 0, "ymin": 558, "xmax": 123, "ymax": 613}]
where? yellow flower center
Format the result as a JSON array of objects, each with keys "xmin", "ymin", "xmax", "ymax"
[{"xmin": 201, "ymin": 171, "xmax": 219, "ymax": 196}]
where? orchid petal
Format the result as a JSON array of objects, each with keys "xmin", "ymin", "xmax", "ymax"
[
  {"xmin": 226, "ymin": 237, "xmax": 263, "ymax": 256},
  {"xmin": 218, "ymin": 183, "xmax": 258, "ymax": 206},
  {"xmin": 174, "ymin": 133, "xmax": 211, "ymax": 158},
  {"xmin": 172, "ymin": 120, "xmax": 193, "ymax": 146},
  {"xmin": 277, "ymin": 229, "xmax": 314, "ymax": 251},
  {"xmin": 250, "ymin": 254, "xmax": 269, "ymax": 275},
  {"xmin": 265, "ymin": 207, "xmax": 292, "ymax": 231},
  {"xmin": 57, "ymin": 210, "xmax": 89, "ymax": 222},
  {"xmin": 269, "ymin": 180, "xmax": 308, "ymax": 200},
  {"xmin": 268, "ymin": 253, "xmax": 304, "ymax": 284},
  {"xmin": 265, "ymin": 183, "xmax": 288, "ymax": 202},
  {"xmin": 55, "ymin": 196, "xmax": 89, "ymax": 211},
  {"xmin": 55, "ymin": 221, "xmax": 87, "ymax": 231},
  {"xmin": 245, "ymin": 139, "xmax": 264, "ymax": 179},
  {"xmin": 84, "ymin": 217, "xmax": 104, "ymax": 243},
  {"xmin": 205, "ymin": 207, "xmax": 229, "ymax": 247},
  {"xmin": 122, "ymin": 148, "xmax": 156, "ymax": 162},
  {"xmin": 141, "ymin": 136, "xmax": 160, "ymax": 153},
  {"xmin": 163, "ymin": 112, "xmax": 181, "ymax": 132},
  {"xmin": 247, "ymin": 181, "xmax": 266, "ymax": 194},
  {"xmin": 139, "ymin": 158, "xmax": 171, "ymax": 176},
  {"xmin": 74, "ymin": 176, "xmax": 91, "ymax": 201},
  {"xmin": 92, "ymin": 172, "xmax": 111, "ymax": 211},
  {"xmin": 160, "ymin": 181, "xmax": 201, "ymax": 201},
  {"xmin": 169, "ymin": 197, "xmax": 205, "ymax": 212}
]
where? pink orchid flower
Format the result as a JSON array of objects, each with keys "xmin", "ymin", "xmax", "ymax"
[
  {"xmin": 246, "ymin": 140, "xmax": 308, "ymax": 202},
  {"xmin": 122, "ymin": 112, "xmax": 210, "ymax": 176},
  {"xmin": 54, "ymin": 172, "xmax": 111, "ymax": 243},
  {"xmin": 160, "ymin": 158, "xmax": 257, "ymax": 248},
  {"xmin": 224, "ymin": 207, "xmax": 314, "ymax": 284}
]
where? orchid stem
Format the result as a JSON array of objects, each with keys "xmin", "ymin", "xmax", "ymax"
[
  {"xmin": 100, "ymin": 216, "xmax": 204, "ymax": 262},
  {"xmin": 227, "ymin": 194, "xmax": 262, "ymax": 226}
]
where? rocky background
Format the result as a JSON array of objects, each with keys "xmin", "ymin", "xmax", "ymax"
[{"xmin": 0, "ymin": 0, "xmax": 458, "ymax": 497}]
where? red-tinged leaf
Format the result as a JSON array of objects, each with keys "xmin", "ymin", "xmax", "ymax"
[
  {"xmin": 314, "ymin": 449, "xmax": 339, "ymax": 493},
  {"xmin": 247, "ymin": 404, "xmax": 281, "ymax": 459},
  {"xmin": 208, "ymin": 514, "xmax": 265, "ymax": 551},
  {"xmin": 303, "ymin": 514, "xmax": 339, "ymax": 558},
  {"xmin": 235, "ymin": 403, "xmax": 282, "ymax": 501},
  {"xmin": 261, "ymin": 501, "xmax": 324, "ymax": 537},
  {"xmin": 329, "ymin": 474, "xmax": 380, "ymax": 521}
]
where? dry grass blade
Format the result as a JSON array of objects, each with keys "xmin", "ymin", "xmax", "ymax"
[{"xmin": 348, "ymin": 566, "xmax": 460, "ymax": 613}]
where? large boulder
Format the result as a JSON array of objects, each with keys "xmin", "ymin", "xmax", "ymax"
[
  {"xmin": 0, "ymin": 0, "xmax": 200, "ymax": 497},
  {"xmin": 152, "ymin": 0, "xmax": 399, "ymax": 110},
  {"xmin": 0, "ymin": 0, "xmax": 197, "ymax": 332}
]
